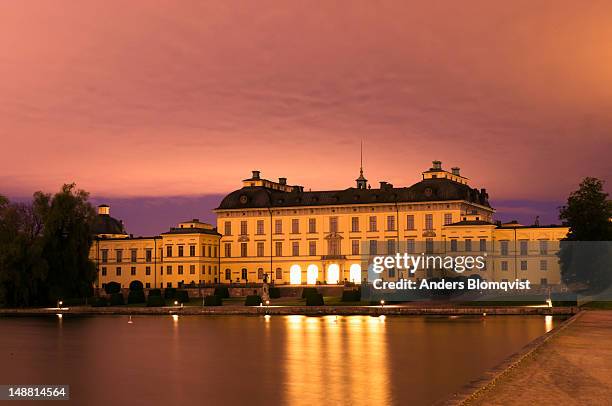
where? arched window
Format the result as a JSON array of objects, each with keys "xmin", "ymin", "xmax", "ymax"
[
  {"xmin": 327, "ymin": 264, "xmax": 340, "ymax": 284},
  {"xmin": 225, "ymin": 269, "xmax": 231, "ymax": 281},
  {"xmin": 306, "ymin": 264, "xmax": 318, "ymax": 285},
  {"xmin": 290, "ymin": 264, "xmax": 302, "ymax": 285},
  {"xmin": 349, "ymin": 264, "xmax": 361, "ymax": 284}
]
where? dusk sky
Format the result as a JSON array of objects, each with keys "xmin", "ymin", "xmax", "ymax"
[{"xmin": 1, "ymin": 1, "xmax": 611, "ymax": 235}]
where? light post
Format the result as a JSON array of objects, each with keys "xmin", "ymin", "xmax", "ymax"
[{"xmin": 57, "ymin": 300, "xmax": 63, "ymax": 309}]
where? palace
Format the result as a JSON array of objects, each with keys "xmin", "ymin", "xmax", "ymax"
[{"xmin": 90, "ymin": 161, "xmax": 568, "ymax": 289}]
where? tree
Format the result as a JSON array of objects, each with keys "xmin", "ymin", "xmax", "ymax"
[{"xmin": 559, "ymin": 178, "xmax": 612, "ymax": 294}]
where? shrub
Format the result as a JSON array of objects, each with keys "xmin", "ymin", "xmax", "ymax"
[
  {"xmin": 245, "ymin": 295, "xmax": 262, "ymax": 306},
  {"xmin": 109, "ymin": 293, "xmax": 125, "ymax": 306},
  {"xmin": 214, "ymin": 286, "xmax": 230, "ymax": 298},
  {"xmin": 341, "ymin": 289, "xmax": 361, "ymax": 302},
  {"xmin": 129, "ymin": 280, "xmax": 144, "ymax": 291},
  {"xmin": 128, "ymin": 289, "xmax": 146, "ymax": 304},
  {"xmin": 164, "ymin": 287, "xmax": 176, "ymax": 300},
  {"xmin": 146, "ymin": 295, "xmax": 166, "ymax": 307},
  {"xmin": 306, "ymin": 293, "xmax": 324, "ymax": 306},
  {"xmin": 301, "ymin": 287, "xmax": 318, "ymax": 298},
  {"xmin": 104, "ymin": 282, "xmax": 121, "ymax": 295},
  {"xmin": 148, "ymin": 289, "xmax": 162, "ymax": 297},
  {"xmin": 92, "ymin": 297, "xmax": 108, "ymax": 307},
  {"xmin": 269, "ymin": 287, "xmax": 281, "ymax": 299},
  {"xmin": 204, "ymin": 295, "xmax": 223, "ymax": 306},
  {"xmin": 175, "ymin": 290, "xmax": 189, "ymax": 303}
]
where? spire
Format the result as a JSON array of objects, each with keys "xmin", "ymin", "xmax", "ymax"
[{"xmin": 356, "ymin": 140, "xmax": 367, "ymax": 189}]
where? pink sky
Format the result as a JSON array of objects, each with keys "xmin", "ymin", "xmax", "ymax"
[{"xmin": 1, "ymin": 0, "xmax": 611, "ymax": 204}]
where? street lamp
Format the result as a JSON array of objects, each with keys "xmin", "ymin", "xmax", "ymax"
[
  {"xmin": 57, "ymin": 300, "xmax": 63, "ymax": 309},
  {"xmin": 380, "ymin": 299, "xmax": 385, "ymax": 308}
]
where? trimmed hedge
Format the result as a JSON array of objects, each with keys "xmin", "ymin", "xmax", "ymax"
[
  {"xmin": 164, "ymin": 288, "xmax": 176, "ymax": 300},
  {"xmin": 269, "ymin": 287, "xmax": 281, "ymax": 299},
  {"xmin": 148, "ymin": 289, "xmax": 162, "ymax": 297},
  {"xmin": 92, "ymin": 297, "xmax": 108, "ymax": 307},
  {"xmin": 204, "ymin": 295, "xmax": 223, "ymax": 306},
  {"xmin": 214, "ymin": 286, "xmax": 230, "ymax": 298},
  {"xmin": 128, "ymin": 289, "xmax": 146, "ymax": 304},
  {"xmin": 341, "ymin": 289, "xmax": 361, "ymax": 302},
  {"xmin": 245, "ymin": 295, "xmax": 262, "ymax": 306},
  {"xmin": 104, "ymin": 282, "xmax": 121, "ymax": 295},
  {"xmin": 146, "ymin": 295, "xmax": 166, "ymax": 307},
  {"xmin": 301, "ymin": 287, "xmax": 318, "ymax": 299},
  {"xmin": 109, "ymin": 293, "xmax": 125, "ymax": 306},
  {"xmin": 306, "ymin": 293, "xmax": 324, "ymax": 306},
  {"xmin": 175, "ymin": 290, "xmax": 189, "ymax": 303}
]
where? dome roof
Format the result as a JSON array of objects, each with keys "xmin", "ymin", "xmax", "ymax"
[{"xmin": 91, "ymin": 213, "xmax": 126, "ymax": 236}]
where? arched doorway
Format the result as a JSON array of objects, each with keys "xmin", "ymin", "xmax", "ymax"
[
  {"xmin": 290, "ymin": 264, "xmax": 302, "ymax": 285},
  {"xmin": 326, "ymin": 264, "xmax": 340, "ymax": 284},
  {"xmin": 306, "ymin": 264, "xmax": 318, "ymax": 285},
  {"xmin": 349, "ymin": 264, "xmax": 361, "ymax": 284}
]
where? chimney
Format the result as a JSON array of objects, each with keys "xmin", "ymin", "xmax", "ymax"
[
  {"xmin": 98, "ymin": 204, "xmax": 110, "ymax": 215},
  {"xmin": 279, "ymin": 177, "xmax": 287, "ymax": 185},
  {"xmin": 252, "ymin": 170, "xmax": 261, "ymax": 180},
  {"xmin": 432, "ymin": 160, "xmax": 442, "ymax": 170},
  {"xmin": 379, "ymin": 181, "xmax": 387, "ymax": 189},
  {"xmin": 451, "ymin": 167, "xmax": 460, "ymax": 176}
]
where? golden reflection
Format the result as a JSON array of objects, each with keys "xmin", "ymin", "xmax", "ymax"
[
  {"xmin": 545, "ymin": 315, "xmax": 553, "ymax": 333},
  {"xmin": 284, "ymin": 315, "xmax": 390, "ymax": 405}
]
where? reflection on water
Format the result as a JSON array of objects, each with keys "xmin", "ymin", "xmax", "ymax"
[{"xmin": 0, "ymin": 315, "xmax": 563, "ymax": 405}]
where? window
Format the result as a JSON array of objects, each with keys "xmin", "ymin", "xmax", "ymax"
[
  {"xmin": 257, "ymin": 242, "xmax": 265, "ymax": 257},
  {"xmin": 213, "ymin": 246, "xmax": 217, "ymax": 257},
  {"xmin": 130, "ymin": 249, "xmax": 137, "ymax": 262},
  {"xmin": 425, "ymin": 238, "xmax": 434, "ymax": 253},
  {"xmin": 540, "ymin": 260, "xmax": 547, "ymax": 271},
  {"xmin": 224, "ymin": 243, "xmax": 231, "ymax": 258},
  {"xmin": 225, "ymin": 269, "xmax": 231, "ymax": 280},
  {"xmin": 406, "ymin": 239, "xmax": 415, "ymax": 253},
  {"xmin": 188, "ymin": 245, "xmax": 195, "ymax": 256},
  {"xmin": 351, "ymin": 217, "xmax": 359, "ymax": 232},
  {"xmin": 540, "ymin": 278, "xmax": 548, "ymax": 286},
  {"xmin": 292, "ymin": 241, "xmax": 299, "ymax": 256},
  {"xmin": 276, "ymin": 268, "xmax": 282, "ymax": 280},
  {"xmin": 256, "ymin": 220, "xmax": 264, "ymax": 235},
  {"xmin": 291, "ymin": 219, "xmax": 299, "ymax": 234},
  {"xmin": 101, "ymin": 267, "xmax": 107, "ymax": 276},
  {"xmin": 328, "ymin": 239, "xmax": 340, "ymax": 256},
  {"xmin": 465, "ymin": 239, "xmax": 472, "ymax": 252},
  {"xmin": 145, "ymin": 249, "xmax": 152, "ymax": 262},
  {"xmin": 116, "ymin": 249, "xmax": 123, "ymax": 263},
  {"xmin": 309, "ymin": 241, "xmax": 316, "ymax": 256},
  {"xmin": 352, "ymin": 240, "xmax": 360, "ymax": 255},
  {"xmin": 188, "ymin": 265, "xmax": 195, "ymax": 274},
  {"xmin": 387, "ymin": 216, "xmax": 396, "ymax": 231},
  {"xmin": 444, "ymin": 213, "xmax": 453, "ymax": 225},
  {"xmin": 369, "ymin": 216, "xmax": 377, "ymax": 232},
  {"xmin": 275, "ymin": 219, "xmax": 282, "ymax": 234},
  {"xmin": 539, "ymin": 240, "xmax": 548, "ymax": 255},
  {"xmin": 224, "ymin": 221, "xmax": 232, "ymax": 235},
  {"xmin": 166, "ymin": 265, "xmax": 172, "ymax": 275},
  {"xmin": 308, "ymin": 218, "xmax": 316, "ymax": 233},
  {"xmin": 501, "ymin": 261, "xmax": 508, "ymax": 271},
  {"xmin": 520, "ymin": 260, "xmax": 528, "ymax": 271},
  {"xmin": 387, "ymin": 239, "xmax": 396, "ymax": 254},
  {"xmin": 131, "ymin": 266, "xmax": 136, "ymax": 275},
  {"xmin": 241, "ymin": 268, "xmax": 247, "ymax": 280},
  {"xmin": 275, "ymin": 241, "xmax": 283, "ymax": 257},
  {"xmin": 208, "ymin": 266, "xmax": 212, "ymax": 275},
  {"xmin": 101, "ymin": 249, "xmax": 108, "ymax": 263},
  {"xmin": 167, "ymin": 282, "xmax": 172, "ymax": 288},
  {"xmin": 240, "ymin": 220, "xmax": 247, "ymax": 235},
  {"xmin": 145, "ymin": 266, "xmax": 151, "ymax": 275},
  {"xmin": 241, "ymin": 243, "xmax": 248, "ymax": 257},
  {"xmin": 166, "ymin": 246, "xmax": 172, "ymax": 258},
  {"xmin": 425, "ymin": 214, "xmax": 433, "ymax": 230},
  {"xmin": 369, "ymin": 240, "xmax": 377, "ymax": 255},
  {"xmin": 145, "ymin": 283, "xmax": 150, "ymax": 288},
  {"xmin": 406, "ymin": 215, "xmax": 415, "ymax": 230},
  {"xmin": 520, "ymin": 240, "xmax": 528, "ymax": 255},
  {"xmin": 116, "ymin": 267, "xmax": 122, "ymax": 276},
  {"xmin": 178, "ymin": 265, "xmax": 184, "ymax": 275},
  {"xmin": 258, "ymin": 268, "xmax": 264, "ymax": 280},
  {"xmin": 450, "ymin": 239, "xmax": 458, "ymax": 252},
  {"xmin": 178, "ymin": 246, "xmax": 184, "ymax": 257},
  {"xmin": 329, "ymin": 217, "xmax": 338, "ymax": 232},
  {"xmin": 479, "ymin": 239, "xmax": 486, "ymax": 252},
  {"xmin": 500, "ymin": 241, "xmax": 509, "ymax": 256}
]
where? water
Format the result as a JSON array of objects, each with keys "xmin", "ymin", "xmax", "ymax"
[{"xmin": 0, "ymin": 315, "xmax": 560, "ymax": 405}]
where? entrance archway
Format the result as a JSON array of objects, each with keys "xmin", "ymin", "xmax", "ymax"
[
  {"xmin": 326, "ymin": 264, "xmax": 340, "ymax": 284},
  {"xmin": 349, "ymin": 264, "xmax": 361, "ymax": 284}
]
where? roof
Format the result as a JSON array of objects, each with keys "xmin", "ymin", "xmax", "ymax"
[
  {"xmin": 445, "ymin": 220, "xmax": 496, "ymax": 226},
  {"xmin": 91, "ymin": 214, "xmax": 126, "ymax": 235},
  {"xmin": 161, "ymin": 227, "xmax": 221, "ymax": 236},
  {"xmin": 216, "ymin": 177, "xmax": 491, "ymax": 210}
]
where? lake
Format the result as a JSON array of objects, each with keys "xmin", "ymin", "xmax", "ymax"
[{"xmin": 0, "ymin": 314, "xmax": 560, "ymax": 405}]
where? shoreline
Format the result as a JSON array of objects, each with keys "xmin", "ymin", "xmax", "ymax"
[{"xmin": 0, "ymin": 305, "xmax": 579, "ymax": 316}]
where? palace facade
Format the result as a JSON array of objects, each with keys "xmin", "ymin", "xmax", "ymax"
[{"xmin": 90, "ymin": 161, "xmax": 568, "ymax": 289}]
